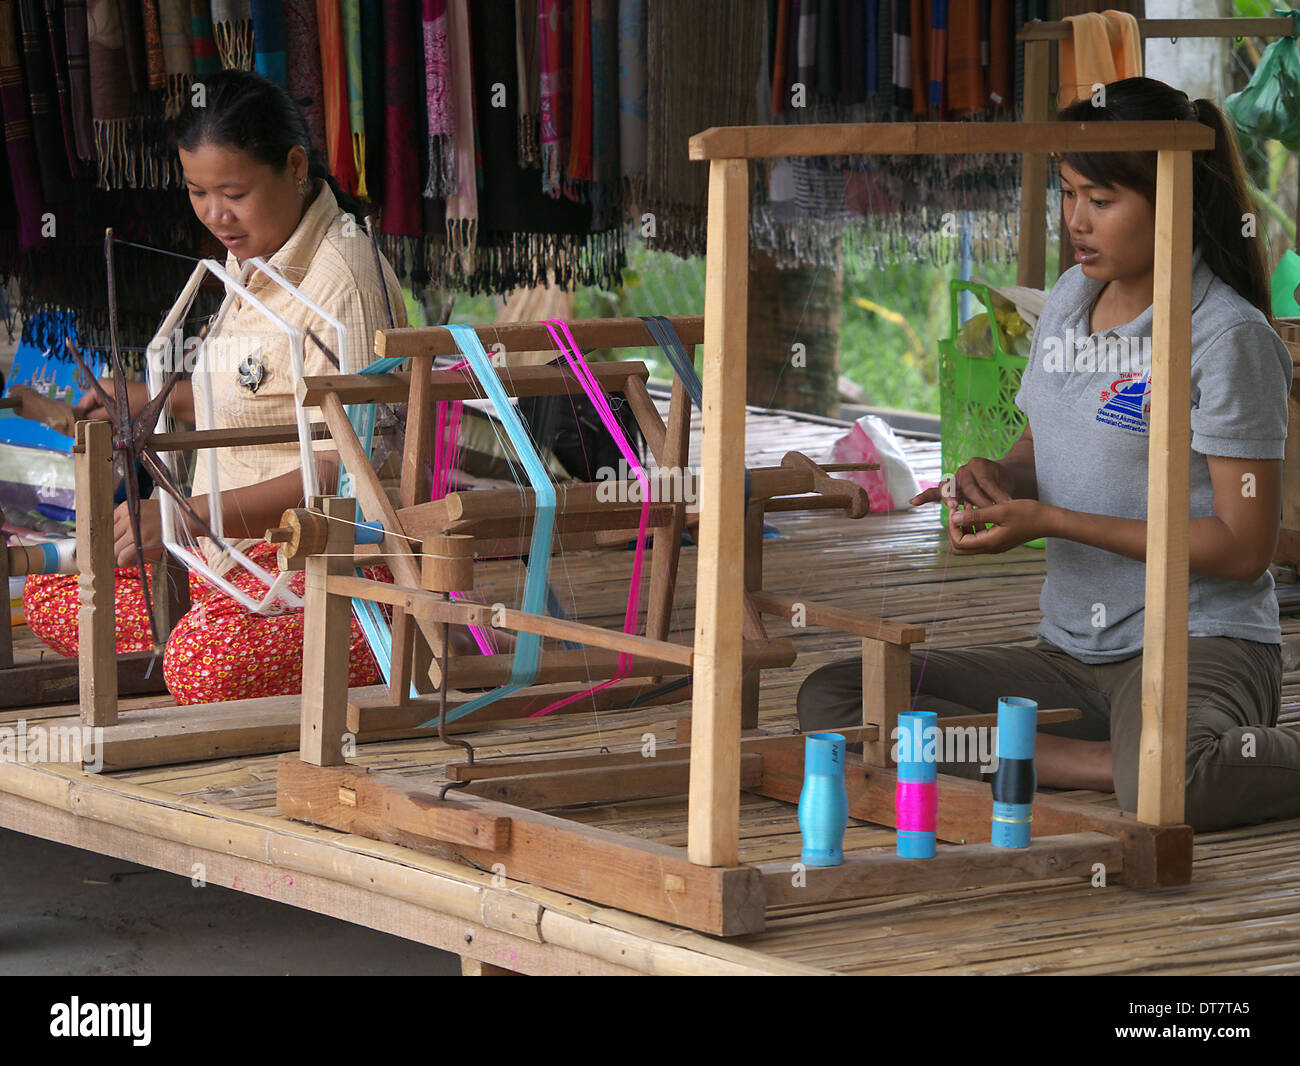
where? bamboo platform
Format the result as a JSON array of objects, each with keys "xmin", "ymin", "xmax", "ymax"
[{"xmin": 2, "ymin": 397, "xmax": 1299, "ymax": 974}]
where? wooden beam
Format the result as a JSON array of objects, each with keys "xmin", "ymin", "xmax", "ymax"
[
  {"xmin": 300, "ymin": 361, "xmax": 650, "ymax": 408},
  {"xmin": 755, "ymin": 750, "xmax": 1193, "ymax": 887},
  {"xmin": 75, "ymin": 420, "xmax": 117, "ymax": 727},
  {"xmin": 689, "ymin": 157, "xmax": 749, "ymax": 868},
  {"xmin": 460, "ymin": 753, "xmax": 764, "ymax": 808},
  {"xmin": 750, "ymin": 590, "xmax": 926, "ymax": 645},
  {"xmin": 277, "ymin": 757, "xmax": 767, "ymax": 936},
  {"xmin": 299, "ymin": 497, "xmax": 355, "ymax": 765},
  {"xmin": 1139, "ymin": 149, "xmax": 1194, "ymax": 828},
  {"xmin": 759, "ymin": 833, "xmax": 1122, "ymax": 907},
  {"xmin": 1017, "ymin": 38, "xmax": 1050, "ymax": 289},
  {"xmin": 149, "ymin": 422, "xmax": 330, "ymax": 451},
  {"xmin": 375, "ymin": 317, "xmax": 704, "ymax": 359},
  {"xmin": 688, "ymin": 121, "xmax": 1215, "ymax": 161},
  {"xmin": 861, "ymin": 639, "xmax": 907, "ymax": 768},
  {"xmin": 325, "ymin": 574, "xmax": 698, "ymax": 666}
]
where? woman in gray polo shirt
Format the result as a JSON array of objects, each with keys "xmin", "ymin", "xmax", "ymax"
[{"xmin": 798, "ymin": 77, "xmax": 1300, "ymax": 832}]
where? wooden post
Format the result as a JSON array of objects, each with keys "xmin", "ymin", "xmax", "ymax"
[
  {"xmin": 1017, "ymin": 38, "xmax": 1050, "ymax": 289},
  {"xmin": 76, "ymin": 420, "xmax": 117, "ymax": 727},
  {"xmin": 389, "ymin": 353, "xmax": 437, "ymax": 703},
  {"xmin": 300, "ymin": 496, "xmax": 356, "ymax": 766},
  {"xmin": 861, "ymin": 639, "xmax": 907, "ymax": 768},
  {"xmin": 688, "ymin": 157, "xmax": 748, "ymax": 867},
  {"xmin": 1138, "ymin": 149, "xmax": 1194, "ymax": 826}
]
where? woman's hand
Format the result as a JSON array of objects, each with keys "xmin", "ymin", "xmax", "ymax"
[
  {"xmin": 113, "ymin": 498, "xmax": 168, "ymax": 566},
  {"xmin": 74, "ymin": 377, "xmax": 152, "ymax": 423},
  {"xmin": 946, "ymin": 498, "xmax": 1058, "ymax": 555},
  {"xmin": 909, "ymin": 457, "xmax": 1017, "ymax": 509}
]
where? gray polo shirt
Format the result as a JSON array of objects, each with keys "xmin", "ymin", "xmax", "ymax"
[{"xmin": 1014, "ymin": 248, "xmax": 1291, "ymax": 662}]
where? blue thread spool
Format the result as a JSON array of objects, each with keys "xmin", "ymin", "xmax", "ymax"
[
  {"xmin": 896, "ymin": 710, "xmax": 938, "ymax": 858},
  {"xmin": 991, "ymin": 697, "xmax": 1038, "ymax": 848},
  {"xmin": 798, "ymin": 732, "xmax": 848, "ymax": 867}
]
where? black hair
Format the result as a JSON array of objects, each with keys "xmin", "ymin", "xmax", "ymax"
[
  {"xmin": 1056, "ymin": 77, "xmax": 1272, "ymax": 324},
  {"xmin": 169, "ymin": 68, "xmax": 370, "ymax": 222}
]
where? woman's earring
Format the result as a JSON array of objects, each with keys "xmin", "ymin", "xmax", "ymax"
[{"xmin": 298, "ymin": 177, "xmax": 309, "ymax": 199}]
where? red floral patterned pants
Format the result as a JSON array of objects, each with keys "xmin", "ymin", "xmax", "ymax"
[{"xmin": 23, "ymin": 541, "xmax": 389, "ymax": 705}]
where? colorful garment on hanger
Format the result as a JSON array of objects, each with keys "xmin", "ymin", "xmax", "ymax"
[
  {"xmin": 252, "ymin": 0, "xmax": 287, "ymax": 86},
  {"xmin": 1057, "ymin": 10, "xmax": 1141, "ymax": 108}
]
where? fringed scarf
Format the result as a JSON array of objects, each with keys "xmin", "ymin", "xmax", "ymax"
[
  {"xmin": 0, "ymin": 0, "xmax": 44, "ymax": 249},
  {"xmin": 567, "ymin": 0, "xmax": 590, "ymax": 182},
  {"xmin": 988, "ymin": 0, "xmax": 1011, "ymax": 110},
  {"xmin": 946, "ymin": 0, "xmax": 981, "ymax": 116},
  {"xmin": 211, "ymin": 0, "xmax": 252, "ymax": 69},
  {"xmin": 537, "ymin": 0, "xmax": 571, "ymax": 198},
  {"xmin": 251, "ymin": 0, "xmax": 287, "ymax": 85},
  {"xmin": 588, "ymin": 0, "xmax": 618, "ymax": 227},
  {"xmin": 769, "ymin": 0, "xmax": 787, "ymax": 114},
  {"xmin": 514, "ymin": 0, "xmax": 538, "ymax": 168},
  {"xmin": 40, "ymin": 0, "xmax": 78, "ymax": 174},
  {"xmin": 645, "ymin": 0, "xmax": 761, "ymax": 258},
  {"xmin": 315, "ymin": 0, "xmax": 357, "ymax": 193},
  {"xmin": 359, "ymin": 0, "xmax": 384, "ymax": 196},
  {"xmin": 63, "ymin": 0, "xmax": 94, "ymax": 162},
  {"xmin": 616, "ymin": 0, "xmax": 644, "ymax": 206},
  {"xmin": 422, "ymin": 0, "xmax": 456, "ymax": 197},
  {"xmin": 926, "ymin": 0, "xmax": 947, "ymax": 116},
  {"xmin": 191, "ymin": 0, "xmax": 220, "ymax": 77},
  {"xmin": 444, "ymin": 0, "xmax": 476, "ymax": 265},
  {"xmin": 340, "ymin": 0, "xmax": 364, "ymax": 196},
  {"xmin": 382, "ymin": 0, "xmax": 422, "ymax": 235},
  {"xmin": 88, "ymin": 0, "xmax": 135, "ymax": 187},
  {"xmin": 283, "ymin": 0, "xmax": 324, "ymax": 150},
  {"xmin": 155, "ymin": 0, "xmax": 192, "ymax": 115},
  {"xmin": 840, "ymin": 0, "xmax": 864, "ymax": 106},
  {"xmin": 17, "ymin": 0, "xmax": 73, "ymax": 203},
  {"xmin": 143, "ymin": 0, "xmax": 166, "ymax": 89}
]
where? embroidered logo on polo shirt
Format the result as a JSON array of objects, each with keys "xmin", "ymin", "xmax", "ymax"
[{"xmin": 1096, "ymin": 370, "xmax": 1150, "ymax": 434}]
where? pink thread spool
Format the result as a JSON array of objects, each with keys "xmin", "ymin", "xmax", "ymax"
[{"xmin": 895, "ymin": 710, "xmax": 938, "ymax": 858}]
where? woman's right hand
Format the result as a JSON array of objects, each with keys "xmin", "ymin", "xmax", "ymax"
[
  {"xmin": 909, "ymin": 457, "xmax": 1017, "ymax": 509},
  {"xmin": 73, "ymin": 377, "xmax": 152, "ymax": 423}
]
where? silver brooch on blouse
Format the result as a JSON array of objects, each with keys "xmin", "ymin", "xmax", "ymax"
[{"xmin": 237, "ymin": 353, "xmax": 269, "ymax": 394}]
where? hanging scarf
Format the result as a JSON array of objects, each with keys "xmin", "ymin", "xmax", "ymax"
[
  {"xmin": 927, "ymin": 0, "xmax": 947, "ymax": 115},
  {"xmin": 118, "ymin": 0, "xmax": 148, "ymax": 94},
  {"xmin": 381, "ymin": 0, "xmax": 422, "ymax": 235},
  {"xmin": 251, "ymin": 0, "xmax": 286, "ymax": 85},
  {"xmin": 316, "ymin": 0, "xmax": 357, "ymax": 194},
  {"xmin": 0, "ymin": 0, "xmax": 43, "ymax": 248},
  {"xmin": 988, "ymin": 0, "xmax": 1010, "ymax": 110},
  {"xmin": 840, "ymin": 0, "xmax": 864, "ymax": 106},
  {"xmin": 359, "ymin": 0, "xmax": 384, "ymax": 196},
  {"xmin": 151, "ymin": 1, "xmax": 190, "ymax": 116},
  {"xmin": 514, "ymin": 0, "xmax": 538, "ymax": 167},
  {"xmin": 588, "ymin": 0, "xmax": 617, "ymax": 226},
  {"xmin": 422, "ymin": 0, "xmax": 456, "ymax": 197},
  {"xmin": 814, "ymin": 0, "xmax": 837, "ymax": 99},
  {"xmin": 875, "ymin": 0, "xmax": 891, "ymax": 108},
  {"xmin": 211, "ymin": 0, "xmax": 252, "ymax": 69},
  {"xmin": 567, "ymin": 0, "xmax": 591, "ymax": 183},
  {"xmin": 143, "ymin": 0, "xmax": 166, "ymax": 89},
  {"xmin": 946, "ymin": 0, "xmax": 980, "ymax": 115},
  {"xmin": 17, "ymin": 0, "xmax": 73, "ymax": 203},
  {"xmin": 88, "ymin": 0, "xmax": 136, "ymax": 187},
  {"xmin": 537, "ymin": 0, "xmax": 570, "ymax": 198},
  {"xmin": 284, "ymin": 0, "xmax": 324, "ymax": 150},
  {"xmin": 769, "ymin": 0, "xmax": 788, "ymax": 114},
  {"xmin": 444, "ymin": 0, "xmax": 476, "ymax": 263},
  {"xmin": 191, "ymin": 0, "xmax": 220, "ymax": 77},
  {"xmin": 645, "ymin": 0, "xmax": 761, "ymax": 257},
  {"xmin": 616, "ymin": 0, "xmax": 644, "ymax": 204},
  {"xmin": 891, "ymin": 0, "xmax": 910, "ymax": 111},
  {"xmin": 340, "ymin": 0, "xmax": 364, "ymax": 196},
  {"xmin": 40, "ymin": 0, "xmax": 78, "ymax": 174},
  {"xmin": 62, "ymin": 0, "xmax": 94, "ymax": 162}
]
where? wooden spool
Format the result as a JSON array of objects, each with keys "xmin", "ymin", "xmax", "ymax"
[
  {"xmin": 421, "ymin": 534, "xmax": 475, "ymax": 593},
  {"xmin": 266, "ymin": 508, "xmax": 332, "ymax": 571}
]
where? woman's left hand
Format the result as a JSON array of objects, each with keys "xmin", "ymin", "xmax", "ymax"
[
  {"xmin": 947, "ymin": 499, "xmax": 1056, "ymax": 555},
  {"xmin": 113, "ymin": 498, "xmax": 168, "ymax": 566}
]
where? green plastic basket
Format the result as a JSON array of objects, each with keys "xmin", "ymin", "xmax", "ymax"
[{"xmin": 938, "ymin": 280, "xmax": 1042, "ymax": 549}]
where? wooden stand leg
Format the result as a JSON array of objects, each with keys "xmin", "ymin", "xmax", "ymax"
[
  {"xmin": 861, "ymin": 639, "xmax": 906, "ymax": 767},
  {"xmin": 689, "ymin": 157, "xmax": 749, "ymax": 867},
  {"xmin": 1138, "ymin": 148, "xmax": 1193, "ymax": 827},
  {"xmin": 76, "ymin": 420, "xmax": 117, "ymax": 727},
  {"xmin": 300, "ymin": 497, "xmax": 356, "ymax": 766}
]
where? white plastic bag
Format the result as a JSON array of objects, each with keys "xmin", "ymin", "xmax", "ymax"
[{"xmin": 829, "ymin": 414, "xmax": 922, "ymax": 513}]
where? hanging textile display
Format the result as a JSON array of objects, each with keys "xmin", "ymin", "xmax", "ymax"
[
  {"xmin": 157, "ymin": 0, "xmax": 195, "ymax": 115},
  {"xmin": 17, "ymin": 0, "xmax": 75, "ymax": 203},
  {"xmin": 251, "ymin": 0, "xmax": 288, "ymax": 86},
  {"xmin": 617, "ymin": 0, "xmax": 646, "ymax": 207},
  {"xmin": 284, "ymin": 0, "xmax": 325, "ymax": 150},
  {"xmin": 643, "ymin": 0, "xmax": 763, "ymax": 258},
  {"xmin": 514, "ymin": 0, "xmax": 539, "ymax": 167},
  {"xmin": 421, "ymin": 0, "xmax": 456, "ymax": 197},
  {"xmin": 212, "ymin": 0, "xmax": 253, "ymax": 69},
  {"xmin": 0, "ymin": 0, "xmax": 46, "ymax": 250},
  {"xmin": 315, "ymin": 0, "xmax": 357, "ymax": 194},
  {"xmin": 339, "ymin": 0, "xmax": 364, "ymax": 195}
]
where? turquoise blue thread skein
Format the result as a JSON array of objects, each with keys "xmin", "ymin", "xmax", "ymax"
[{"xmin": 798, "ymin": 732, "xmax": 848, "ymax": 867}]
